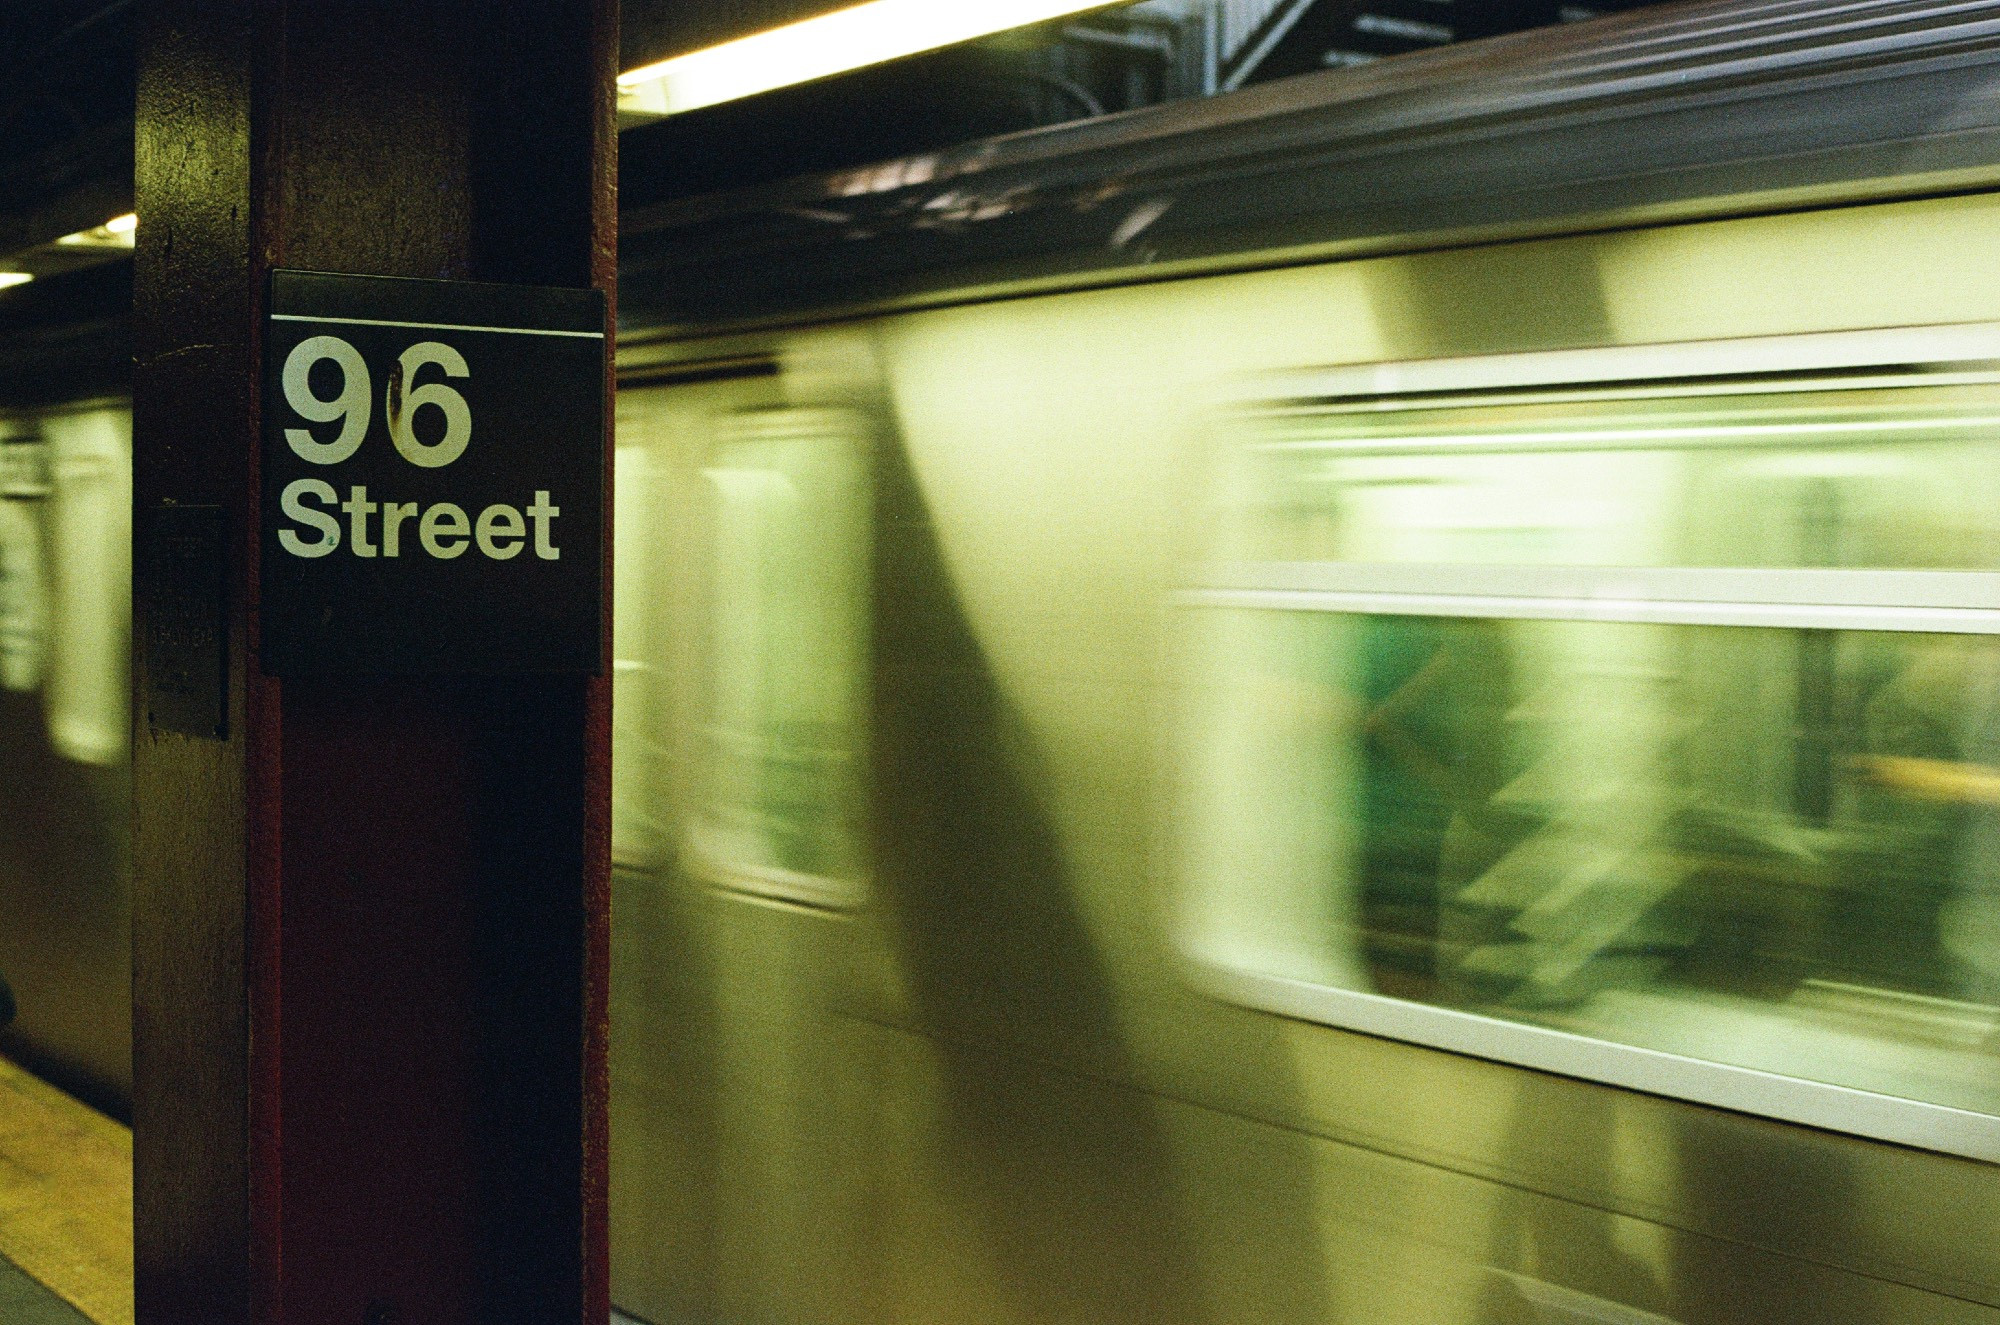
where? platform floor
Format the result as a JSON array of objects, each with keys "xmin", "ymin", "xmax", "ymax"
[
  {"xmin": 0, "ymin": 1056, "xmax": 131, "ymax": 1325},
  {"xmin": 0, "ymin": 1251, "xmax": 92, "ymax": 1323}
]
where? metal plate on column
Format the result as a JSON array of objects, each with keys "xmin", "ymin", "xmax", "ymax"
[{"xmin": 142, "ymin": 503, "xmax": 228, "ymax": 739}]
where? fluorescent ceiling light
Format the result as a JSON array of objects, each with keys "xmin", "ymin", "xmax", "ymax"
[
  {"xmin": 618, "ymin": 0, "xmax": 1125, "ymax": 116},
  {"xmin": 0, "ymin": 273, "xmax": 31, "ymax": 289},
  {"xmin": 56, "ymin": 213, "xmax": 137, "ymax": 249}
]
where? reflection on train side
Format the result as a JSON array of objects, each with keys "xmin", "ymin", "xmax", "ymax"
[{"xmin": 1185, "ymin": 334, "xmax": 2000, "ymax": 1138}]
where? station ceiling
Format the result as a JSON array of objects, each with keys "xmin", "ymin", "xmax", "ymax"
[
  {"xmin": 0, "ymin": 1, "xmax": 133, "ymax": 255},
  {"xmin": 2, "ymin": 1, "xmax": 1680, "ymax": 255},
  {"xmin": 0, "ymin": 0, "xmax": 1674, "ymax": 399}
]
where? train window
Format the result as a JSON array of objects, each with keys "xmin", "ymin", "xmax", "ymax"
[
  {"xmin": 1183, "ymin": 324, "xmax": 2000, "ymax": 1160},
  {"xmin": 0, "ymin": 407, "xmax": 128, "ymax": 766},
  {"xmin": 612, "ymin": 377, "xmax": 869, "ymax": 909},
  {"xmin": 611, "ymin": 433, "xmax": 669, "ymax": 869},
  {"xmin": 41, "ymin": 407, "xmax": 131, "ymax": 767},
  {"xmin": 689, "ymin": 408, "xmax": 869, "ymax": 907},
  {"xmin": 0, "ymin": 431, "xmax": 50, "ymax": 694},
  {"xmin": 1218, "ymin": 333, "xmax": 2000, "ymax": 571}
]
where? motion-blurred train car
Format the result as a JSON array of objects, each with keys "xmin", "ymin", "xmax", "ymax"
[
  {"xmin": 607, "ymin": 3, "xmax": 2000, "ymax": 1323},
  {"xmin": 0, "ymin": 398, "xmax": 130, "ymax": 1114}
]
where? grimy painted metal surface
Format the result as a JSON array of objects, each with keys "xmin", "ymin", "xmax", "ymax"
[{"xmin": 262, "ymin": 270, "xmax": 606, "ymax": 675}]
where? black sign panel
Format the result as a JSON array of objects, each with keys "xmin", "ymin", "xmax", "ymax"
[{"xmin": 262, "ymin": 270, "xmax": 605, "ymax": 675}]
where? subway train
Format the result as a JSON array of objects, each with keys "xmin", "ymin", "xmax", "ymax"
[
  {"xmin": 606, "ymin": 3, "xmax": 2000, "ymax": 1322},
  {"xmin": 12, "ymin": 0, "xmax": 2000, "ymax": 1322},
  {"xmin": 0, "ymin": 399, "xmax": 129, "ymax": 1115}
]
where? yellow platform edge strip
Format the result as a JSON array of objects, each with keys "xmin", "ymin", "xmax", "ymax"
[{"xmin": 0, "ymin": 1056, "xmax": 133, "ymax": 1325}]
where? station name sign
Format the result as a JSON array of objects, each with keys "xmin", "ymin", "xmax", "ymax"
[{"xmin": 261, "ymin": 270, "xmax": 605, "ymax": 675}]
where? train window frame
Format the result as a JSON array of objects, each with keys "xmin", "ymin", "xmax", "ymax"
[
  {"xmin": 1179, "ymin": 321, "xmax": 2000, "ymax": 1163},
  {"xmin": 685, "ymin": 403, "xmax": 872, "ymax": 912}
]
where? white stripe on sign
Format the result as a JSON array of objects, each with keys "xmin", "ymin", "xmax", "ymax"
[{"xmin": 270, "ymin": 313, "xmax": 604, "ymax": 339}]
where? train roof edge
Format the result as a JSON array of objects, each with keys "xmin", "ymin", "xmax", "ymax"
[{"xmin": 617, "ymin": 0, "xmax": 2000, "ymax": 338}]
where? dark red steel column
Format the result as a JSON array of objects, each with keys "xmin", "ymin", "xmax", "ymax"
[{"xmin": 132, "ymin": 3, "xmax": 614, "ymax": 1322}]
